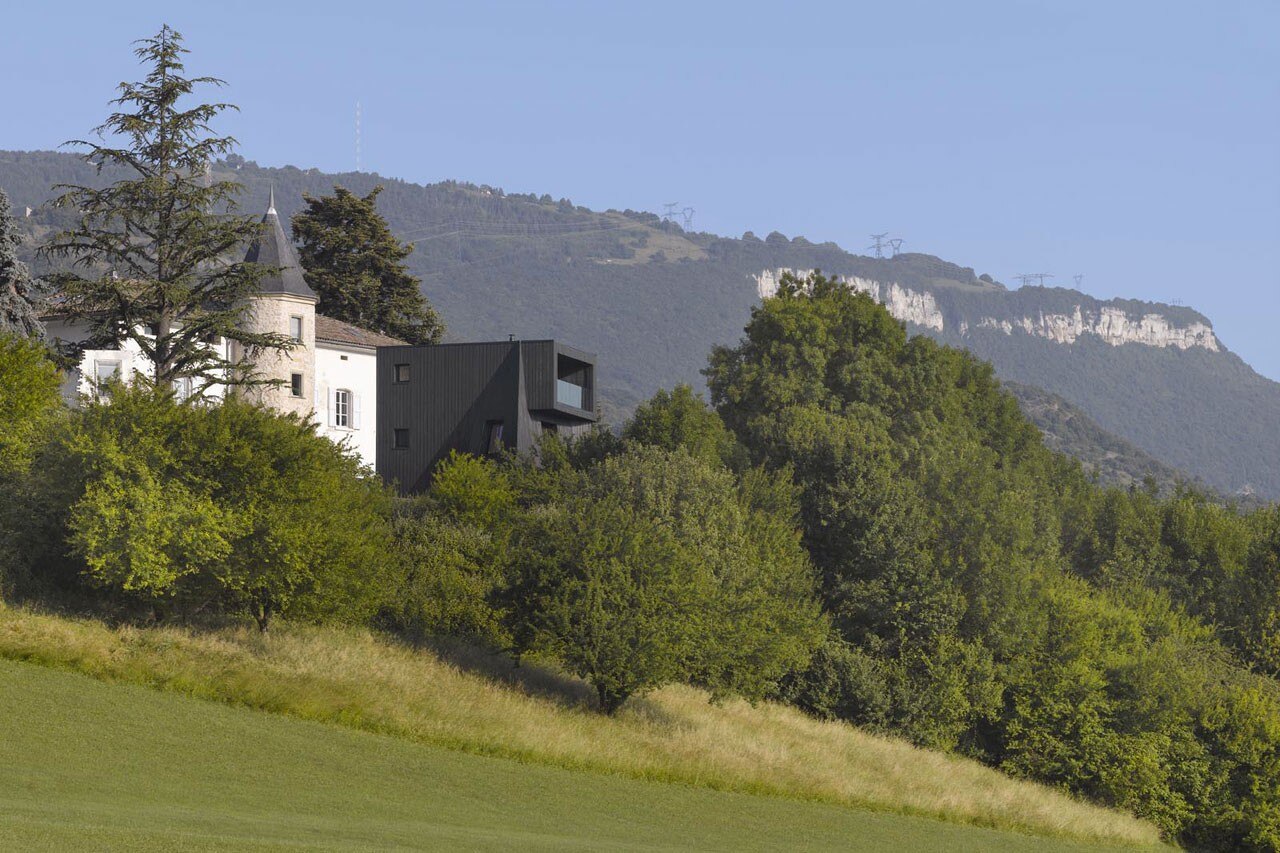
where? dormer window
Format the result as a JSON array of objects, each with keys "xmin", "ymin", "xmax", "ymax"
[{"xmin": 289, "ymin": 315, "xmax": 303, "ymax": 342}]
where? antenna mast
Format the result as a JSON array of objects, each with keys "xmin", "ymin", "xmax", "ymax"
[{"xmin": 355, "ymin": 101, "xmax": 362, "ymax": 173}]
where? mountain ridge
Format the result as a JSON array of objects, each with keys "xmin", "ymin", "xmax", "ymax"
[{"xmin": 3, "ymin": 149, "xmax": 1276, "ymax": 498}]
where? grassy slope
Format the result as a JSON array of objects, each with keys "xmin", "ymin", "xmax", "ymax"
[
  {"xmin": 0, "ymin": 658, "xmax": 1133, "ymax": 853},
  {"xmin": 0, "ymin": 605, "xmax": 1163, "ymax": 848}
]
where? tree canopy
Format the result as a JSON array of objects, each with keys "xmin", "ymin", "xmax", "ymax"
[
  {"xmin": 40, "ymin": 26, "xmax": 290, "ymax": 391},
  {"xmin": 291, "ymin": 185, "xmax": 444, "ymax": 344},
  {"xmin": 0, "ymin": 189, "xmax": 45, "ymax": 339},
  {"xmin": 35, "ymin": 385, "xmax": 396, "ymax": 630},
  {"xmin": 510, "ymin": 445, "xmax": 823, "ymax": 712},
  {"xmin": 706, "ymin": 271, "xmax": 1280, "ymax": 848}
]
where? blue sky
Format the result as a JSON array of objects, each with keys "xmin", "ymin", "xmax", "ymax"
[{"xmin": 5, "ymin": 1, "xmax": 1278, "ymax": 378}]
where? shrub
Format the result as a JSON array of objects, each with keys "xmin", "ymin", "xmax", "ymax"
[
  {"xmin": 0, "ymin": 335, "xmax": 61, "ymax": 477},
  {"xmin": 36, "ymin": 385, "xmax": 395, "ymax": 628},
  {"xmin": 381, "ymin": 452, "xmax": 515, "ymax": 647},
  {"xmin": 0, "ymin": 336, "xmax": 63, "ymax": 593}
]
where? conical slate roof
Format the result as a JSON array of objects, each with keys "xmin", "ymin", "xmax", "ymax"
[{"xmin": 244, "ymin": 190, "xmax": 317, "ymax": 300}]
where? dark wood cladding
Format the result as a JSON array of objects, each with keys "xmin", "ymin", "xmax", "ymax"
[
  {"xmin": 376, "ymin": 339, "xmax": 597, "ymax": 493},
  {"xmin": 521, "ymin": 340, "xmax": 556, "ymax": 411}
]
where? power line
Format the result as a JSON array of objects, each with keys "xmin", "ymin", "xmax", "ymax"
[
  {"xmin": 1013, "ymin": 272, "xmax": 1054, "ymax": 287},
  {"xmin": 408, "ymin": 223, "xmax": 633, "ymax": 245},
  {"xmin": 659, "ymin": 202, "xmax": 696, "ymax": 231},
  {"xmin": 392, "ymin": 217, "xmax": 634, "ymax": 243}
]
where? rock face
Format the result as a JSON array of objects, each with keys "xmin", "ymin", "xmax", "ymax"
[
  {"xmin": 974, "ymin": 307, "xmax": 1218, "ymax": 351},
  {"xmin": 754, "ymin": 269, "xmax": 1220, "ymax": 353},
  {"xmin": 754, "ymin": 269, "xmax": 945, "ymax": 332}
]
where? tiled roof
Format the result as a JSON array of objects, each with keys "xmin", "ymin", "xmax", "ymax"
[{"xmin": 314, "ymin": 314, "xmax": 406, "ymax": 349}]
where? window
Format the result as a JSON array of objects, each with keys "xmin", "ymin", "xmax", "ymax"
[
  {"xmin": 334, "ymin": 389, "xmax": 351, "ymax": 428},
  {"xmin": 290, "ymin": 373, "xmax": 303, "ymax": 398},
  {"xmin": 393, "ymin": 428, "xmax": 410, "ymax": 449},
  {"xmin": 289, "ymin": 316, "xmax": 303, "ymax": 342},
  {"xmin": 485, "ymin": 420, "xmax": 505, "ymax": 456},
  {"xmin": 393, "ymin": 363, "xmax": 410, "ymax": 383},
  {"xmin": 95, "ymin": 360, "xmax": 121, "ymax": 384},
  {"xmin": 541, "ymin": 422, "xmax": 559, "ymax": 435}
]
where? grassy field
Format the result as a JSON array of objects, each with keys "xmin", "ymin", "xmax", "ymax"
[
  {"xmin": 0, "ymin": 658, "xmax": 1142, "ymax": 852},
  {"xmin": 0, "ymin": 604, "xmax": 1165, "ymax": 848}
]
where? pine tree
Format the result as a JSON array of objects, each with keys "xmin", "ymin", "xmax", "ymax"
[
  {"xmin": 0, "ymin": 189, "xmax": 45, "ymax": 339},
  {"xmin": 40, "ymin": 26, "xmax": 289, "ymax": 390},
  {"xmin": 291, "ymin": 185, "xmax": 444, "ymax": 345}
]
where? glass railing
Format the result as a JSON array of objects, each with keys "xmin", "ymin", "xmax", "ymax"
[{"xmin": 556, "ymin": 378, "xmax": 586, "ymax": 409}]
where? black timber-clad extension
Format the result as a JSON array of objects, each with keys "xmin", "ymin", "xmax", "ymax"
[{"xmin": 376, "ymin": 340, "xmax": 598, "ymax": 492}]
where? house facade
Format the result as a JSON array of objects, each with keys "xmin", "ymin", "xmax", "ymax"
[
  {"xmin": 376, "ymin": 339, "xmax": 598, "ymax": 492},
  {"xmin": 48, "ymin": 196, "xmax": 395, "ymax": 469},
  {"xmin": 48, "ymin": 195, "xmax": 599, "ymax": 487}
]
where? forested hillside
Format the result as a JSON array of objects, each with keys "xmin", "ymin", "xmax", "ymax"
[
  {"xmin": 4, "ymin": 149, "xmax": 1278, "ymax": 497},
  {"xmin": 1004, "ymin": 381, "xmax": 1198, "ymax": 493}
]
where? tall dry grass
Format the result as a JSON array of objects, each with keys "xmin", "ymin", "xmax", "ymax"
[{"xmin": 0, "ymin": 603, "xmax": 1164, "ymax": 847}]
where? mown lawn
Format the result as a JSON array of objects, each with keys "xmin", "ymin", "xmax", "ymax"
[{"xmin": 0, "ymin": 659, "xmax": 1130, "ymax": 852}]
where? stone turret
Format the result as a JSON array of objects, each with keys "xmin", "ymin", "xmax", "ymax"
[{"xmin": 235, "ymin": 189, "xmax": 318, "ymax": 416}]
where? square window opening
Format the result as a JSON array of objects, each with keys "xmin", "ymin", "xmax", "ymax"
[
  {"xmin": 394, "ymin": 363, "xmax": 410, "ymax": 383},
  {"xmin": 95, "ymin": 360, "xmax": 121, "ymax": 384},
  {"xmin": 393, "ymin": 428, "xmax": 410, "ymax": 449}
]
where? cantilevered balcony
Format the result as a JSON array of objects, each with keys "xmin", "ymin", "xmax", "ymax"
[{"xmin": 556, "ymin": 377, "xmax": 586, "ymax": 409}]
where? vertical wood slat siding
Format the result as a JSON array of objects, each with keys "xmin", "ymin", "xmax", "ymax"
[
  {"xmin": 521, "ymin": 341, "xmax": 555, "ymax": 411},
  {"xmin": 376, "ymin": 340, "xmax": 598, "ymax": 493}
]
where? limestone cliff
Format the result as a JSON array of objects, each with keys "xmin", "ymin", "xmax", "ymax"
[{"xmin": 754, "ymin": 268, "xmax": 1220, "ymax": 353}]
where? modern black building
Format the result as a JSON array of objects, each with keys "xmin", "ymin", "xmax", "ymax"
[{"xmin": 376, "ymin": 339, "xmax": 598, "ymax": 492}]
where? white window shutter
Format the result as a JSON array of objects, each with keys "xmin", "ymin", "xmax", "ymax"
[
  {"xmin": 352, "ymin": 393, "xmax": 362, "ymax": 430},
  {"xmin": 327, "ymin": 387, "xmax": 336, "ymax": 427}
]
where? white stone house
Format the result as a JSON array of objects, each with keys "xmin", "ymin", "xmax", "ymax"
[{"xmin": 46, "ymin": 196, "xmax": 401, "ymax": 469}]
